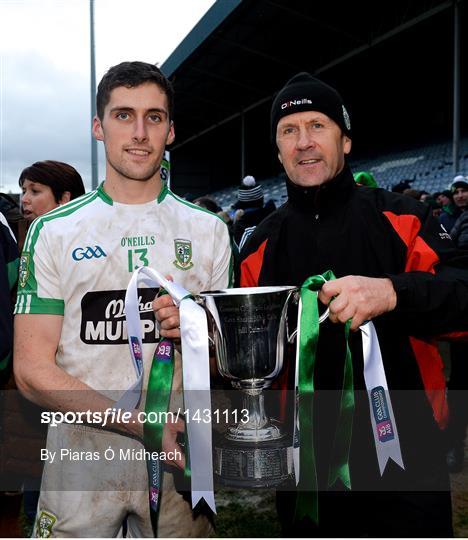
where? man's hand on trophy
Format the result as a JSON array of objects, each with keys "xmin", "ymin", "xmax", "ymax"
[
  {"xmin": 153, "ymin": 276, "xmax": 181, "ymax": 340},
  {"xmin": 318, "ymin": 275, "xmax": 397, "ymax": 331},
  {"xmin": 162, "ymin": 416, "xmax": 186, "ymax": 470}
]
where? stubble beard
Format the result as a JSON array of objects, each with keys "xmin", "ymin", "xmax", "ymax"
[{"xmin": 107, "ymin": 153, "xmax": 162, "ymax": 183}]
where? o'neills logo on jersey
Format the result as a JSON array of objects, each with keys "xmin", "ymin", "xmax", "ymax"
[
  {"xmin": 281, "ymin": 98, "xmax": 312, "ymax": 109},
  {"xmin": 80, "ymin": 288, "xmax": 158, "ymax": 345}
]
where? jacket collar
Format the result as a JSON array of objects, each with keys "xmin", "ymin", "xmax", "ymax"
[{"xmin": 285, "ymin": 163, "xmax": 356, "ymax": 211}]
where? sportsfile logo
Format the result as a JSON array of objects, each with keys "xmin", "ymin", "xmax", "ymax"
[
  {"xmin": 281, "ymin": 97, "xmax": 312, "ymax": 109},
  {"xmin": 72, "ymin": 245, "xmax": 107, "ymax": 261}
]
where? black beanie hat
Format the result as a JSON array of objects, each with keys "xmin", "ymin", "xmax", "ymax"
[{"xmin": 271, "ymin": 72, "xmax": 352, "ymax": 140}]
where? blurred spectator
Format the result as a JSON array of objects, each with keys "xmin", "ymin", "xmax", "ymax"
[
  {"xmin": 217, "ymin": 210, "xmax": 234, "ymax": 237},
  {"xmin": 232, "ymin": 175, "xmax": 275, "ymax": 249},
  {"xmin": 19, "ymin": 160, "xmax": 85, "ymax": 223},
  {"xmin": 445, "ymin": 175, "xmax": 468, "ymax": 473},
  {"xmin": 419, "ymin": 190, "xmax": 430, "ymax": 202},
  {"xmin": 193, "ymin": 196, "xmax": 222, "ymax": 214},
  {"xmin": 424, "ymin": 197, "xmax": 442, "ymax": 218},
  {"xmin": 451, "ymin": 176, "xmax": 468, "ymax": 212},
  {"xmin": 438, "ymin": 188, "xmax": 460, "ymax": 232},
  {"xmin": 182, "ymin": 192, "xmax": 197, "ymax": 203},
  {"xmin": 402, "ymin": 188, "xmax": 422, "ymax": 200},
  {"xmin": 0, "ymin": 194, "xmax": 28, "ymax": 252},
  {"xmin": 353, "ymin": 171, "xmax": 378, "ymax": 188},
  {"xmin": 450, "ymin": 178, "xmax": 468, "ymax": 249},
  {"xmin": 391, "ymin": 178, "xmax": 413, "ymax": 193},
  {"xmin": 0, "ymin": 212, "xmax": 18, "ymax": 382},
  {"xmin": 0, "ymin": 212, "xmax": 21, "ymax": 536},
  {"xmin": 437, "ymin": 190, "xmax": 453, "ymax": 208}
]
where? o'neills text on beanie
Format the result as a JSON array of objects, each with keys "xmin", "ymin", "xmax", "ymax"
[{"xmin": 271, "ymin": 72, "xmax": 352, "ymax": 140}]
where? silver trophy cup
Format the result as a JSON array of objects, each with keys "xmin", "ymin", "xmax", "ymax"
[{"xmin": 198, "ymin": 286, "xmax": 297, "ymax": 487}]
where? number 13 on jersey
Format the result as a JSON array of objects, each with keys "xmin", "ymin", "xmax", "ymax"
[{"xmin": 127, "ymin": 248, "xmax": 149, "ymax": 271}]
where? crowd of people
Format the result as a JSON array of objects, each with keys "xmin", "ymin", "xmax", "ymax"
[{"xmin": 1, "ymin": 61, "xmax": 468, "ymax": 538}]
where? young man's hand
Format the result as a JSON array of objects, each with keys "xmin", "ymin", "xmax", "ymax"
[{"xmin": 153, "ymin": 288, "xmax": 181, "ymax": 340}]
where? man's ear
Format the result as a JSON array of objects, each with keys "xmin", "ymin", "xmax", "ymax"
[
  {"xmin": 92, "ymin": 116, "xmax": 104, "ymax": 141},
  {"xmin": 59, "ymin": 191, "xmax": 71, "ymax": 205},
  {"xmin": 166, "ymin": 121, "xmax": 175, "ymax": 146},
  {"xmin": 343, "ymin": 135, "xmax": 352, "ymax": 155},
  {"xmin": 277, "ymin": 151, "xmax": 283, "ymax": 165}
]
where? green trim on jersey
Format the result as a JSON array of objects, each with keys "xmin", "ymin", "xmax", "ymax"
[
  {"xmin": 158, "ymin": 182, "xmax": 169, "ymax": 203},
  {"xmin": 15, "ymin": 294, "xmax": 64, "ymax": 315},
  {"xmin": 97, "ymin": 183, "xmax": 113, "ymax": 205},
  {"xmin": 16, "ymin": 191, "xmax": 99, "ymax": 316},
  {"xmin": 24, "ymin": 191, "xmax": 98, "ymax": 252},
  {"xmin": 96, "ymin": 181, "xmax": 168, "ymax": 205},
  {"xmin": 228, "ymin": 249, "xmax": 234, "ymax": 287}
]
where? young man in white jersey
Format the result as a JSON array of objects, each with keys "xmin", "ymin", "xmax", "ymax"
[{"xmin": 14, "ymin": 61, "xmax": 232, "ymax": 537}]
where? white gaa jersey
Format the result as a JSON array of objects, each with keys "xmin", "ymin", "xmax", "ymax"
[{"xmin": 15, "ymin": 183, "xmax": 233, "ymax": 390}]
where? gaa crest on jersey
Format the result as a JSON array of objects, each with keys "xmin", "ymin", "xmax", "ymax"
[
  {"xmin": 19, "ymin": 253, "xmax": 30, "ymax": 288},
  {"xmin": 36, "ymin": 510, "xmax": 57, "ymax": 538},
  {"xmin": 173, "ymin": 239, "xmax": 193, "ymax": 270}
]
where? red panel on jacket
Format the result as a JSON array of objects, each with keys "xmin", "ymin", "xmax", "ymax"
[
  {"xmin": 240, "ymin": 239, "xmax": 268, "ymax": 287},
  {"xmin": 383, "ymin": 210, "xmax": 447, "ymax": 428}
]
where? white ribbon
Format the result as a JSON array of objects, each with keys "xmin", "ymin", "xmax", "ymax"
[
  {"xmin": 361, "ymin": 321, "xmax": 405, "ymax": 474},
  {"xmin": 123, "ymin": 266, "xmax": 216, "ymax": 513}
]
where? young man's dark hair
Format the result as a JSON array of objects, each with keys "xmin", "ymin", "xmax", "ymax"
[
  {"xmin": 96, "ymin": 61, "xmax": 174, "ymax": 121},
  {"xmin": 18, "ymin": 160, "xmax": 85, "ymax": 202}
]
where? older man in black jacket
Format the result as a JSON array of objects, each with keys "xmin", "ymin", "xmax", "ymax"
[{"xmin": 239, "ymin": 73, "xmax": 468, "ymax": 537}]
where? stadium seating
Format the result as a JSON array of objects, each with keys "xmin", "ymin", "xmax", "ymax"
[{"xmin": 210, "ymin": 138, "xmax": 468, "ymax": 209}]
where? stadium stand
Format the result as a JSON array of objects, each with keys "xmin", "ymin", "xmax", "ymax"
[{"xmin": 210, "ymin": 138, "xmax": 468, "ymax": 209}]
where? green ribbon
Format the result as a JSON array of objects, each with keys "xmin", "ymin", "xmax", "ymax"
[
  {"xmin": 294, "ymin": 270, "xmax": 354, "ymax": 524},
  {"xmin": 144, "ymin": 336, "xmax": 175, "ymax": 534},
  {"xmin": 327, "ymin": 317, "xmax": 354, "ymax": 489}
]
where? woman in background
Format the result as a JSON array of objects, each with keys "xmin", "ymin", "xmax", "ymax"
[{"xmin": 19, "ymin": 160, "xmax": 85, "ymax": 222}]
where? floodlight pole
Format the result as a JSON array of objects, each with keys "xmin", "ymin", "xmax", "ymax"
[
  {"xmin": 90, "ymin": 0, "xmax": 98, "ymax": 189},
  {"xmin": 452, "ymin": 0, "xmax": 461, "ymax": 175},
  {"xmin": 240, "ymin": 109, "xmax": 245, "ymax": 179}
]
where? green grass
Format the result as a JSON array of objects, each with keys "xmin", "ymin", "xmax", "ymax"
[{"xmin": 212, "ymin": 490, "xmax": 281, "ymax": 538}]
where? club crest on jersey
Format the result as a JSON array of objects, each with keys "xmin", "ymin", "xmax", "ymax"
[
  {"xmin": 173, "ymin": 239, "xmax": 193, "ymax": 270},
  {"xmin": 36, "ymin": 510, "xmax": 57, "ymax": 538},
  {"xmin": 19, "ymin": 253, "xmax": 30, "ymax": 288}
]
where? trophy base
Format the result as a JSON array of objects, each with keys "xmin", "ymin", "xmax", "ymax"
[{"xmin": 214, "ymin": 433, "xmax": 293, "ymax": 488}]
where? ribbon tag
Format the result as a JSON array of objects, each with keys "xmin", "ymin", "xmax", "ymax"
[
  {"xmin": 361, "ymin": 321, "xmax": 405, "ymax": 474},
  {"xmin": 124, "ymin": 266, "xmax": 216, "ymax": 514}
]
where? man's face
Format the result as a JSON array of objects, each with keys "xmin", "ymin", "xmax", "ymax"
[
  {"xmin": 92, "ymin": 82, "xmax": 174, "ymax": 183},
  {"xmin": 276, "ymin": 110, "xmax": 351, "ymax": 187},
  {"xmin": 453, "ymin": 186, "xmax": 468, "ymax": 209},
  {"xmin": 437, "ymin": 194, "xmax": 451, "ymax": 206}
]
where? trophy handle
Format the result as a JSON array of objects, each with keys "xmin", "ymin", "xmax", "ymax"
[{"xmin": 195, "ymin": 295, "xmax": 228, "ymax": 376}]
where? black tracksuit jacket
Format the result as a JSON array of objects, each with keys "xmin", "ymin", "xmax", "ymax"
[{"xmin": 239, "ymin": 165, "xmax": 468, "ymax": 536}]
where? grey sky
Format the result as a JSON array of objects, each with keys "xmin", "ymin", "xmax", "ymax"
[{"xmin": 0, "ymin": 0, "xmax": 215, "ymax": 194}]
